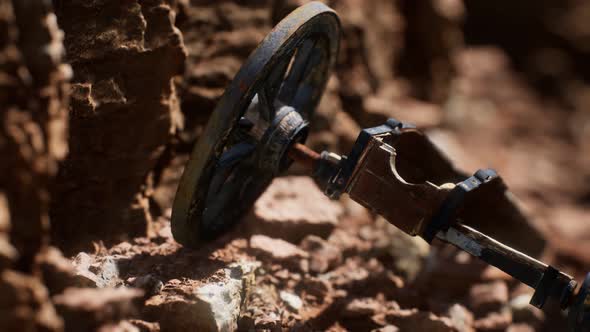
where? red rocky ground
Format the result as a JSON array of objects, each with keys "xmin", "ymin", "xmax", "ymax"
[{"xmin": 1, "ymin": 0, "xmax": 590, "ymax": 331}]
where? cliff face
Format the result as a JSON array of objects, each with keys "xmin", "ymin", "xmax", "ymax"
[
  {"xmin": 0, "ymin": 0, "xmax": 68, "ymax": 330},
  {"xmin": 51, "ymin": 0, "xmax": 187, "ymax": 253}
]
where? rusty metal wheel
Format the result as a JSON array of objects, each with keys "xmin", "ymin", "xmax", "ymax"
[{"xmin": 171, "ymin": 2, "xmax": 340, "ymax": 247}]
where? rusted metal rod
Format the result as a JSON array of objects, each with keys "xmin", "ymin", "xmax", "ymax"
[{"xmin": 288, "ymin": 142, "xmax": 320, "ymax": 170}]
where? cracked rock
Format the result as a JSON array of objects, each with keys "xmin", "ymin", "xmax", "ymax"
[
  {"xmin": 144, "ymin": 261, "xmax": 258, "ymax": 332},
  {"xmin": 247, "ymin": 176, "xmax": 342, "ymax": 243}
]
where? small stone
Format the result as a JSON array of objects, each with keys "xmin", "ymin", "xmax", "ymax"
[
  {"xmin": 250, "ymin": 235, "xmax": 308, "ymax": 269},
  {"xmin": 247, "ymin": 176, "xmax": 342, "ymax": 243},
  {"xmin": 371, "ymin": 326, "xmax": 400, "ymax": 332},
  {"xmin": 342, "ymin": 298, "xmax": 381, "ymax": 318},
  {"xmin": 97, "ymin": 320, "xmax": 140, "ymax": 332},
  {"xmin": 280, "ymin": 291, "xmax": 303, "ymax": 312},
  {"xmin": 473, "ymin": 311, "xmax": 512, "ymax": 331},
  {"xmin": 468, "ymin": 281, "xmax": 509, "ymax": 314},
  {"xmin": 447, "ymin": 304, "xmax": 474, "ymax": 332},
  {"xmin": 300, "ymin": 235, "xmax": 343, "ymax": 274},
  {"xmin": 127, "ymin": 275, "xmax": 163, "ymax": 297}
]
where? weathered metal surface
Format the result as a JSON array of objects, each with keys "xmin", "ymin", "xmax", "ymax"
[
  {"xmin": 171, "ymin": 2, "xmax": 341, "ymax": 247},
  {"xmin": 438, "ymin": 223, "xmax": 576, "ymax": 309},
  {"xmin": 338, "ymin": 121, "xmax": 546, "ymax": 256}
]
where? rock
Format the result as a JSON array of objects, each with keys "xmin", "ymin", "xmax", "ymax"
[
  {"xmin": 446, "ymin": 304, "xmax": 475, "ymax": 332},
  {"xmin": 127, "ymin": 274, "xmax": 164, "ymax": 297},
  {"xmin": 360, "ymin": 217, "xmax": 430, "ymax": 280},
  {"xmin": 324, "ymin": 258, "xmax": 370, "ymax": 292},
  {"xmin": 53, "ymin": 287, "xmax": 143, "ymax": 332},
  {"xmin": 385, "ymin": 309, "xmax": 456, "ymax": 332},
  {"xmin": 473, "ymin": 311, "xmax": 512, "ymax": 331},
  {"xmin": 0, "ymin": 270, "xmax": 63, "ymax": 332},
  {"xmin": 144, "ymin": 261, "xmax": 258, "ymax": 332},
  {"xmin": 86, "ymin": 256, "xmax": 122, "ymax": 288},
  {"xmin": 508, "ymin": 294, "xmax": 544, "ymax": 327},
  {"xmin": 306, "ymin": 77, "xmax": 361, "ymax": 154},
  {"xmin": 468, "ymin": 281, "xmax": 509, "ymax": 314},
  {"xmin": 0, "ymin": 194, "xmax": 15, "ymax": 270},
  {"xmin": 328, "ymin": 229, "xmax": 372, "ymax": 258},
  {"xmin": 300, "ymin": 235, "xmax": 342, "ymax": 274},
  {"xmin": 37, "ymin": 246, "xmax": 94, "ymax": 295},
  {"xmin": 324, "ymin": 257, "xmax": 405, "ymax": 301},
  {"xmin": 362, "ymin": 85, "xmax": 443, "ymax": 129},
  {"xmin": 247, "ymin": 177, "xmax": 342, "ymax": 243},
  {"xmin": 98, "ymin": 320, "xmax": 141, "ymax": 332},
  {"xmin": 177, "ymin": 1, "xmax": 271, "ymax": 141},
  {"xmin": 506, "ymin": 323, "xmax": 535, "ymax": 332},
  {"xmin": 250, "ymin": 235, "xmax": 308, "ymax": 269},
  {"xmin": 280, "ymin": 291, "xmax": 303, "ymax": 312},
  {"xmin": 72, "ymin": 252, "xmax": 100, "ymax": 287},
  {"xmin": 543, "ymin": 206, "xmax": 590, "ymax": 265},
  {"xmin": 297, "ymin": 277, "xmax": 332, "ymax": 302},
  {"xmin": 51, "ymin": 0, "xmax": 187, "ymax": 254},
  {"xmin": 372, "ymin": 326, "xmax": 400, "ymax": 332},
  {"xmin": 342, "ymin": 298, "xmax": 382, "ymax": 318},
  {"xmin": 240, "ymin": 284, "xmax": 281, "ymax": 331},
  {"xmin": 0, "ymin": 236, "xmax": 17, "ymax": 271},
  {"xmin": 0, "ymin": 193, "xmax": 9, "ymax": 235}
]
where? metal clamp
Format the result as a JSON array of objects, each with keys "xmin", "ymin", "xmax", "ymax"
[{"xmin": 422, "ymin": 169, "xmax": 499, "ymax": 243}]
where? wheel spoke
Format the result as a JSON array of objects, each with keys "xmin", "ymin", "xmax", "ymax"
[
  {"xmin": 278, "ymin": 38, "xmax": 316, "ymax": 104},
  {"xmin": 292, "ymin": 42, "xmax": 323, "ymax": 110},
  {"xmin": 258, "ymin": 55, "xmax": 291, "ymax": 121},
  {"xmin": 206, "ymin": 142, "xmax": 256, "ymax": 200}
]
